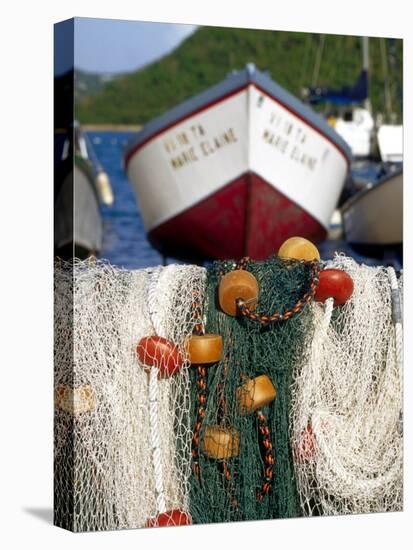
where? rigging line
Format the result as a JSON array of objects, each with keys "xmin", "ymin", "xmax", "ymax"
[
  {"xmin": 311, "ymin": 34, "xmax": 325, "ymax": 88},
  {"xmin": 299, "ymin": 32, "xmax": 313, "ymax": 95},
  {"xmin": 380, "ymin": 37, "xmax": 393, "ymax": 121}
]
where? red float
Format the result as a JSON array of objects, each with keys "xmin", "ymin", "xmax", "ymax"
[
  {"xmin": 314, "ymin": 269, "xmax": 354, "ymax": 306},
  {"xmin": 294, "ymin": 424, "xmax": 316, "ymax": 464},
  {"xmin": 145, "ymin": 509, "xmax": 192, "ymax": 528},
  {"xmin": 136, "ymin": 336, "xmax": 184, "ymax": 378}
]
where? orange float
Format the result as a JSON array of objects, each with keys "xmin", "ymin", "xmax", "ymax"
[
  {"xmin": 218, "ymin": 270, "xmax": 259, "ymax": 316},
  {"xmin": 278, "ymin": 236, "xmax": 320, "ymax": 262},
  {"xmin": 136, "ymin": 336, "xmax": 184, "ymax": 378},
  {"xmin": 237, "ymin": 375, "xmax": 277, "ymax": 415},
  {"xmin": 202, "ymin": 425, "xmax": 240, "ymax": 459},
  {"xmin": 187, "ymin": 334, "xmax": 223, "ymax": 364}
]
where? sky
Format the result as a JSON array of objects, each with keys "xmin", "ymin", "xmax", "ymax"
[{"xmin": 72, "ymin": 17, "xmax": 197, "ymax": 75}]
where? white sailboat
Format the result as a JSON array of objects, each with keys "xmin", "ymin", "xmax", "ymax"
[
  {"xmin": 377, "ymin": 123, "xmax": 403, "ymax": 163},
  {"xmin": 330, "ymin": 38, "xmax": 375, "ymax": 159},
  {"xmin": 303, "ymin": 36, "xmax": 375, "ymax": 159}
]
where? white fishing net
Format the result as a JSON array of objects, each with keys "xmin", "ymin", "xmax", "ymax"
[
  {"xmin": 54, "ymin": 259, "xmax": 206, "ymax": 532},
  {"xmin": 291, "ymin": 254, "xmax": 403, "ymax": 515},
  {"xmin": 54, "ymin": 254, "xmax": 403, "ymax": 531}
]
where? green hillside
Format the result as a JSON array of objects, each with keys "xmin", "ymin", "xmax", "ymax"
[
  {"xmin": 74, "ymin": 69, "xmax": 124, "ymax": 102},
  {"xmin": 75, "ymin": 27, "xmax": 402, "ymax": 125}
]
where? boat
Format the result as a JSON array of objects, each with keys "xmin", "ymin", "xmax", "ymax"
[
  {"xmin": 54, "ymin": 122, "xmax": 114, "ymax": 259},
  {"xmin": 304, "ymin": 36, "xmax": 403, "ymax": 164},
  {"xmin": 303, "ymin": 37, "xmax": 375, "ymax": 159},
  {"xmin": 124, "ymin": 63, "xmax": 351, "ymax": 262},
  {"xmin": 377, "ymin": 124, "xmax": 403, "ymax": 163},
  {"xmin": 375, "ymin": 36, "xmax": 403, "ymax": 163},
  {"xmin": 341, "ymin": 164, "xmax": 403, "ymax": 260},
  {"xmin": 332, "ymin": 107, "xmax": 375, "ymax": 159}
]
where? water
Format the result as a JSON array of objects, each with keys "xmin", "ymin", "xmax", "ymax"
[
  {"xmin": 89, "ymin": 131, "xmax": 164, "ymax": 269},
  {"xmin": 88, "ymin": 131, "xmax": 400, "ymax": 270}
]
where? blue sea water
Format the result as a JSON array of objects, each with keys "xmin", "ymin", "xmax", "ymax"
[
  {"xmin": 88, "ymin": 131, "xmax": 399, "ymax": 270},
  {"xmin": 88, "ymin": 131, "xmax": 164, "ymax": 269}
]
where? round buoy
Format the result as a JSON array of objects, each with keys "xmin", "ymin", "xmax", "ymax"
[
  {"xmin": 187, "ymin": 334, "xmax": 223, "ymax": 364},
  {"xmin": 202, "ymin": 425, "xmax": 240, "ymax": 459},
  {"xmin": 278, "ymin": 236, "xmax": 320, "ymax": 261},
  {"xmin": 145, "ymin": 509, "xmax": 192, "ymax": 528},
  {"xmin": 237, "ymin": 374, "xmax": 277, "ymax": 415},
  {"xmin": 218, "ymin": 270, "xmax": 259, "ymax": 316},
  {"xmin": 315, "ymin": 269, "xmax": 354, "ymax": 306},
  {"xmin": 136, "ymin": 336, "xmax": 184, "ymax": 378},
  {"xmin": 294, "ymin": 424, "xmax": 316, "ymax": 464}
]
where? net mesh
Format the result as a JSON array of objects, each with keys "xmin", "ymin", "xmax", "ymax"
[
  {"xmin": 54, "ymin": 254, "xmax": 403, "ymax": 531},
  {"xmin": 189, "ymin": 256, "xmax": 316, "ymax": 523},
  {"xmin": 54, "ymin": 259, "xmax": 206, "ymax": 532},
  {"xmin": 290, "ymin": 254, "xmax": 403, "ymax": 516}
]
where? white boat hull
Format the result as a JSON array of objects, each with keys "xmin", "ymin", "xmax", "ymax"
[
  {"xmin": 333, "ymin": 108, "xmax": 374, "ymax": 158},
  {"xmin": 342, "ymin": 168, "xmax": 403, "ymax": 246},
  {"xmin": 127, "ymin": 85, "xmax": 348, "ymax": 231},
  {"xmin": 125, "ymin": 66, "xmax": 351, "ymax": 260},
  {"xmin": 377, "ymin": 125, "xmax": 403, "ymax": 163}
]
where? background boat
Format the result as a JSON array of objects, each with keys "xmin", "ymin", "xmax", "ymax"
[
  {"xmin": 341, "ymin": 163, "xmax": 402, "ymax": 265},
  {"xmin": 377, "ymin": 124, "xmax": 403, "ymax": 163},
  {"xmin": 125, "ymin": 63, "xmax": 351, "ymax": 262},
  {"xmin": 303, "ymin": 37, "xmax": 374, "ymax": 159},
  {"xmin": 303, "ymin": 36, "xmax": 403, "ymax": 164},
  {"xmin": 54, "ymin": 122, "xmax": 114, "ymax": 259}
]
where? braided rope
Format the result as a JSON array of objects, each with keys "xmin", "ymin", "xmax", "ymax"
[
  {"xmin": 220, "ymin": 460, "xmax": 240, "ymax": 512},
  {"xmin": 235, "ymin": 258, "xmax": 320, "ymax": 325},
  {"xmin": 146, "ymin": 267, "xmax": 167, "ymax": 513},
  {"xmin": 190, "ymin": 283, "xmax": 207, "ymax": 480},
  {"xmin": 256, "ymin": 410, "xmax": 275, "ymax": 501},
  {"xmin": 320, "ymin": 297, "xmax": 334, "ymax": 335},
  {"xmin": 148, "ymin": 366, "xmax": 167, "ymax": 513},
  {"xmin": 387, "ymin": 267, "xmax": 403, "ymax": 374},
  {"xmin": 387, "ymin": 266, "xmax": 403, "ymax": 435},
  {"xmin": 218, "ymin": 354, "xmax": 239, "ymax": 510},
  {"xmin": 147, "ymin": 267, "xmax": 164, "ymax": 337},
  {"xmin": 191, "ymin": 365, "xmax": 207, "ymax": 480},
  {"xmin": 191, "ymin": 288, "xmax": 205, "ymax": 336}
]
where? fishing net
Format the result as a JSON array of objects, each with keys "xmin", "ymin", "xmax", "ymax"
[
  {"xmin": 54, "ymin": 253, "xmax": 403, "ymax": 531},
  {"xmin": 54, "ymin": 259, "xmax": 206, "ymax": 532},
  {"xmin": 189, "ymin": 256, "xmax": 317, "ymax": 524},
  {"xmin": 291, "ymin": 254, "xmax": 403, "ymax": 516}
]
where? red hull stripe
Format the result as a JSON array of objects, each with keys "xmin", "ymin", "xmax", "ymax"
[
  {"xmin": 148, "ymin": 170, "xmax": 327, "ymax": 262},
  {"xmin": 124, "ymin": 83, "xmax": 350, "ymax": 167}
]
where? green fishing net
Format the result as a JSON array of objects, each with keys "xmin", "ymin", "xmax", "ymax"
[
  {"xmin": 189, "ymin": 256, "xmax": 315, "ymax": 523},
  {"xmin": 54, "ymin": 258, "xmax": 403, "ymax": 531}
]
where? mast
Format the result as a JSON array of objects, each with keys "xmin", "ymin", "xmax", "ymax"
[
  {"xmin": 362, "ymin": 36, "xmax": 369, "ymax": 72},
  {"xmin": 362, "ymin": 36, "xmax": 371, "ymax": 112},
  {"xmin": 380, "ymin": 37, "xmax": 393, "ymax": 122},
  {"xmin": 312, "ymin": 34, "xmax": 325, "ymax": 88}
]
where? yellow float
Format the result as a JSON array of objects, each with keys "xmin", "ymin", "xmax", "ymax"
[
  {"xmin": 187, "ymin": 334, "xmax": 223, "ymax": 364},
  {"xmin": 278, "ymin": 236, "xmax": 320, "ymax": 262},
  {"xmin": 202, "ymin": 425, "xmax": 240, "ymax": 459},
  {"xmin": 218, "ymin": 270, "xmax": 259, "ymax": 316},
  {"xmin": 237, "ymin": 375, "xmax": 277, "ymax": 415}
]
